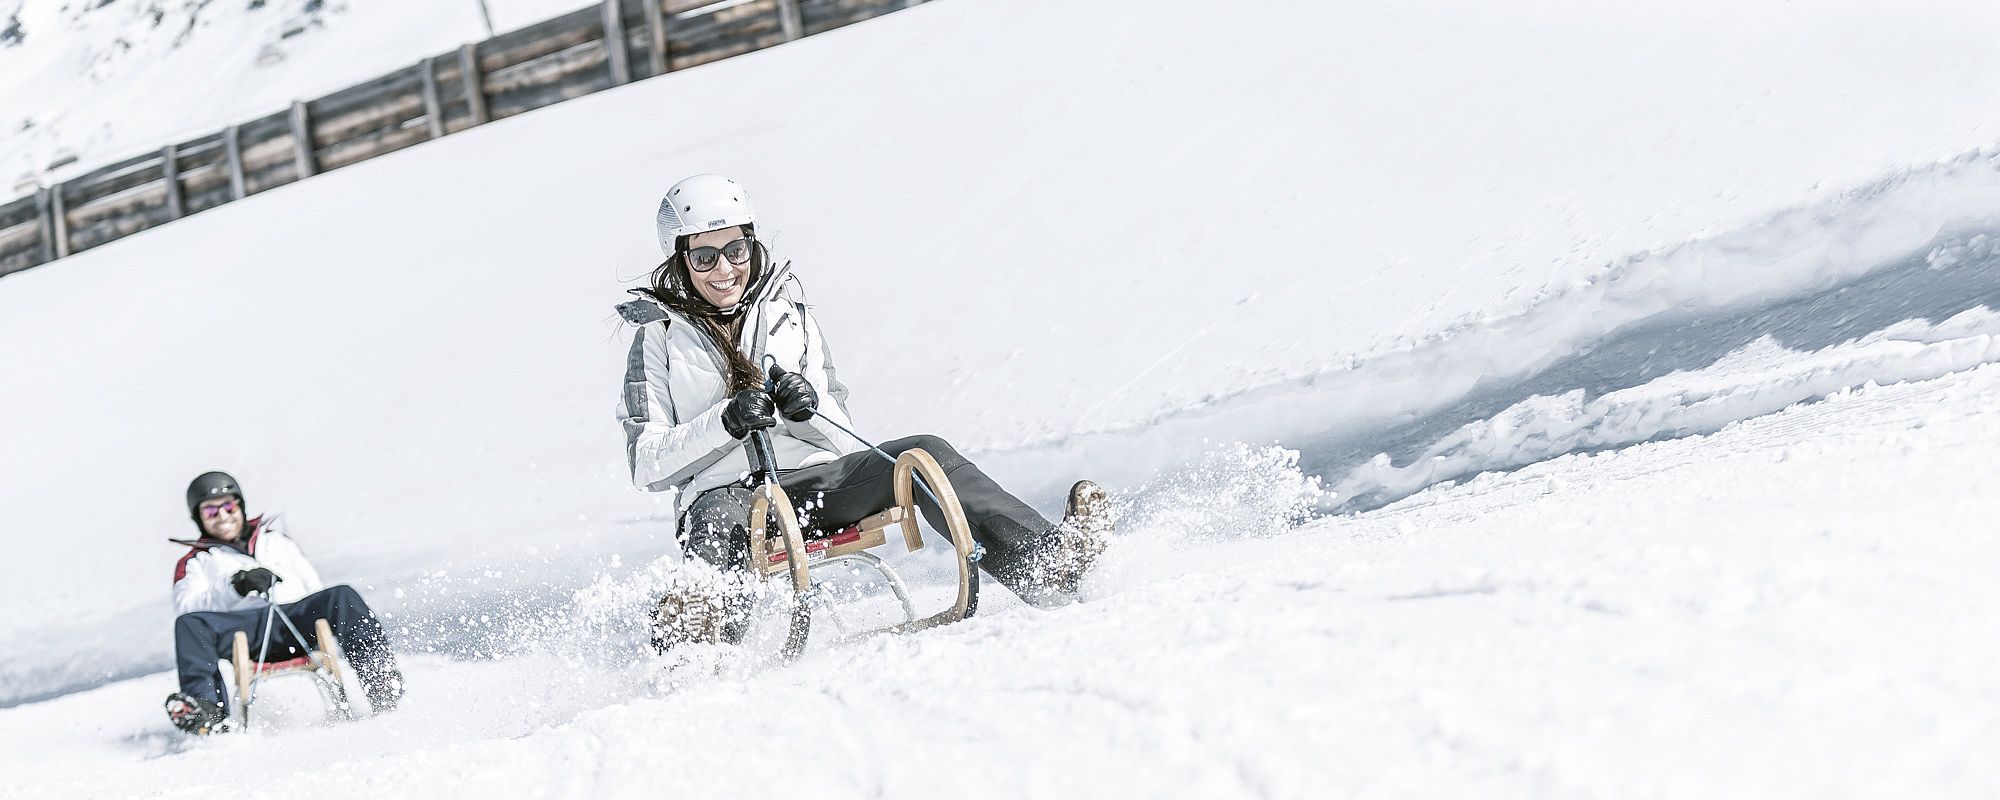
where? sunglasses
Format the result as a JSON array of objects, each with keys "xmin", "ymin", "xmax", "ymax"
[
  {"xmin": 199, "ymin": 500, "xmax": 241, "ymax": 519},
  {"xmin": 685, "ymin": 237, "xmax": 754, "ymax": 273}
]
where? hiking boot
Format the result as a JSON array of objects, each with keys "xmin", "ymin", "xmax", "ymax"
[
  {"xmin": 362, "ymin": 664, "xmax": 405, "ymax": 714},
  {"xmin": 164, "ymin": 692, "xmax": 229, "ymax": 736},
  {"xmin": 1033, "ymin": 480, "xmax": 1114, "ymax": 598},
  {"xmin": 651, "ymin": 585, "xmax": 732, "ymax": 652}
]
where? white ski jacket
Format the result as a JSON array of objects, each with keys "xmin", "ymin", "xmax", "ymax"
[
  {"xmin": 616, "ymin": 271, "xmax": 866, "ymax": 511},
  {"xmin": 170, "ymin": 516, "xmax": 325, "ymax": 616}
]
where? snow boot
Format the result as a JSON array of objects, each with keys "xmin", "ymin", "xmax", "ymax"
[
  {"xmin": 651, "ymin": 586, "xmax": 733, "ymax": 652},
  {"xmin": 1033, "ymin": 480, "xmax": 1114, "ymax": 598},
  {"xmin": 164, "ymin": 692, "xmax": 229, "ymax": 736},
  {"xmin": 362, "ymin": 664, "xmax": 405, "ymax": 714}
]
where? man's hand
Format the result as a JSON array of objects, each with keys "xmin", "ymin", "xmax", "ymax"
[
  {"xmin": 721, "ymin": 389, "xmax": 778, "ymax": 439},
  {"xmin": 231, "ymin": 567, "xmax": 280, "ymax": 597},
  {"xmin": 768, "ymin": 369, "xmax": 818, "ymax": 422}
]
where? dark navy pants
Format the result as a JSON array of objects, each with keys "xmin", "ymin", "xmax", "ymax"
[{"xmin": 172, "ymin": 584, "xmax": 392, "ymax": 706}]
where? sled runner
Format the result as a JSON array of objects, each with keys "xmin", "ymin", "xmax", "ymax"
[
  {"xmin": 744, "ymin": 436, "xmax": 983, "ymax": 660},
  {"xmin": 229, "ymin": 611, "xmax": 351, "ymax": 731},
  {"xmin": 656, "ymin": 361, "xmax": 985, "ymax": 661}
]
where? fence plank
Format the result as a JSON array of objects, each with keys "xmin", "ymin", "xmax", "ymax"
[
  {"xmin": 801, "ymin": 0, "xmax": 905, "ymax": 36},
  {"xmin": 36, "ymin": 187, "xmax": 55, "ymax": 264},
  {"xmin": 56, "ymin": 149, "xmax": 163, "ymax": 210},
  {"xmin": 487, "ymin": 38, "xmax": 612, "ymax": 94},
  {"xmin": 459, "ymin": 43, "xmax": 490, "ymax": 126},
  {"xmin": 669, "ymin": 4, "xmax": 785, "ymax": 72},
  {"xmin": 420, "ymin": 56, "xmax": 445, "ymax": 139},
  {"xmin": 224, "ymin": 125, "xmax": 247, "ymax": 200},
  {"xmin": 429, "ymin": 58, "xmax": 473, "ymax": 134},
  {"xmin": 481, "ymin": 6, "xmax": 601, "ymax": 73},
  {"xmin": 0, "ymin": 223, "xmax": 43, "ymax": 277},
  {"xmin": 603, "ymin": 0, "xmax": 632, "ymax": 85},
  {"xmin": 311, "ymin": 92, "xmax": 427, "ymax": 157},
  {"xmin": 49, "ymin": 184, "xmax": 70, "ymax": 259},
  {"xmin": 307, "ymin": 66, "xmax": 424, "ymax": 144},
  {"xmin": 303, "ymin": 69, "xmax": 410, "ymax": 124},
  {"xmin": 235, "ymin": 110, "xmax": 298, "ymax": 195},
  {"xmin": 0, "ymin": 195, "xmax": 37, "ymax": 230},
  {"xmin": 66, "ymin": 183, "xmax": 170, "ymax": 253},
  {"xmin": 316, "ymin": 124, "xmax": 432, "ymax": 171},
  {"xmin": 290, "ymin": 100, "xmax": 317, "ymax": 179},
  {"xmin": 645, "ymin": 0, "xmax": 669, "ymax": 76},
  {"xmin": 776, "ymin": 0, "xmax": 803, "ymax": 41},
  {"xmin": 162, "ymin": 144, "xmax": 184, "ymax": 220},
  {"xmin": 173, "ymin": 132, "xmax": 226, "ymax": 163}
]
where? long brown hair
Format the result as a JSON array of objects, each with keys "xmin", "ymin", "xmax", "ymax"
[{"xmin": 645, "ymin": 226, "xmax": 764, "ymax": 393}]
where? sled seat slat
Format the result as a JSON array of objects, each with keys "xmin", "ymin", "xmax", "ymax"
[
  {"xmin": 757, "ymin": 514, "xmax": 903, "ymax": 577},
  {"xmin": 760, "ymin": 527, "xmax": 888, "ymax": 575},
  {"xmin": 254, "ymin": 656, "xmax": 316, "ymax": 673},
  {"xmin": 853, "ymin": 506, "xmax": 904, "ymax": 536}
]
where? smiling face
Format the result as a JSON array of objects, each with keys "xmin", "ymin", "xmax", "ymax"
[
  {"xmin": 197, "ymin": 496, "xmax": 246, "ymax": 541},
  {"xmin": 685, "ymin": 226, "xmax": 753, "ymax": 309}
]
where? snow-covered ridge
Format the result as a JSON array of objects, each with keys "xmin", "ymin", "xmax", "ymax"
[
  {"xmin": 0, "ymin": 0, "xmax": 588, "ymax": 190},
  {"xmin": 974, "ymin": 147, "xmax": 2000, "ymax": 508},
  {"xmin": 1336, "ymin": 305, "xmax": 2000, "ymax": 506}
]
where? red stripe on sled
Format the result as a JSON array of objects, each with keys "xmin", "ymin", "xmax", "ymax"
[{"xmin": 767, "ymin": 527, "xmax": 865, "ymax": 564}]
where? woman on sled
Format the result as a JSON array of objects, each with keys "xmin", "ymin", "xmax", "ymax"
[{"xmin": 614, "ymin": 174, "xmax": 1111, "ymax": 648}]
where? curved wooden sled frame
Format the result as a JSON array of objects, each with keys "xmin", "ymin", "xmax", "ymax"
[
  {"xmin": 230, "ymin": 618, "xmax": 351, "ymax": 731},
  {"xmin": 745, "ymin": 447, "xmax": 981, "ymax": 660}
]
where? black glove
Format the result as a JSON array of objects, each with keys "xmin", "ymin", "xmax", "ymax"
[
  {"xmin": 231, "ymin": 567, "xmax": 280, "ymax": 597},
  {"xmin": 768, "ymin": 368, "xmax": 818, "ymax": 422},
  {"xmin": 721, "ymin": 389, "xmax": 777, "ymax": 439}
]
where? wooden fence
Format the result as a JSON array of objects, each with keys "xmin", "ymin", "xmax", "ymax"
[{"xmin": 0, "ymin": 0, "xmax": 923, "ymax": 279}]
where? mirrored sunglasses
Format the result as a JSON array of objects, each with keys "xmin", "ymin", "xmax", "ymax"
[
  {"xmin": 686, "ymin": 237, "xmax": 754, "ymax": 273},
  {"xmin": 199, "ymin": 500, "xmax": 240, "ymax": 519}
]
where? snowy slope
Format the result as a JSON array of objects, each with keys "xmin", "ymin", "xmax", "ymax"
[
  {"xmin": 1, "ymin": 0, "xmax": 2000, "ymax": 795},
  {"xmin": 0, "ymin": 0, "xmax": 590, "ymax": 190},
  {"xmin": 8, "ymin": 352, "xmax": 2000, "ymax": 798}
]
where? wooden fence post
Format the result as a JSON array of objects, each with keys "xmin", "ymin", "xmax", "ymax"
[
  {"xmin": 459, "ymin": 43, "xmax": 490, "ymax": 125},
  {"xmin": 775, "ymin": 0, "xmax": 803, "ymax": 41},
  {"xmin": 419, "ymin": 56, "xmax": 445, "ymax": 139},
  {"xmin": 224, "ymin": 125, "xmax": 247, "ymax": 200},
  {"xmin": 643, "ymin": 0, "xmax": 668, "ymax": 76},
  {"xmin": 162, "ymin": 144, "xmax": 185, "ymax": 220},
  {"xmin": 289, "ymin": 100, "xmax": 317, "ymax": 179},
  {"xmin": 35, "ymin": 186, "xmax": 55, "ymax": 264},
  {"xmin": 602, "ymin": 0, "xmax": 631, "ymax": 86},
  {"xmin": 49, "ymin": 183, "xmax": 70, "ymax": 259}
]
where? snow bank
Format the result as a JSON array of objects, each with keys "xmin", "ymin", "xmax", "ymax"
[
  {"xmin": 978, "ymin": 151, "xmax": 2000, "ymax": 501},
  {"xmin": 1335, "ymin": 305, "xmax": 2000, "ymax": 506}
]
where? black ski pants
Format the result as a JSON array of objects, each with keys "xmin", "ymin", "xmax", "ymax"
[
  {"xmin": 172, "ymin": 584, "xmax": 395, "ymax": 706},
  {"xmin": 681, "ymin": 434, "xmax": 1056, "ymax": 596}
]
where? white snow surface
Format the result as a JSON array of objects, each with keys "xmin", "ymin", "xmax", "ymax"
[{"xmin": 2, "ymin": 0, "xmax": 2000, "ymax": 796}]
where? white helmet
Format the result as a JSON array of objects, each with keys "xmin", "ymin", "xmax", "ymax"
[{"xmin": 656, "ymin": 174, "xmax": 756, "ymax": 256}]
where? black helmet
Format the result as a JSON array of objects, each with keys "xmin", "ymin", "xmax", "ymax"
[{"xmin": 185, "ymin": 471, "xmax": 244, "ymax": 518}]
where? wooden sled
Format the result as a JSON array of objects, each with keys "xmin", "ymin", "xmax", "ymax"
[
  {"xmin": 744, "ymin": 445, "xmax": 982, "ymax": 661},
  {"xmin": 230, "ymin": 618, "xmax": 352, "ymax": 731}
]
